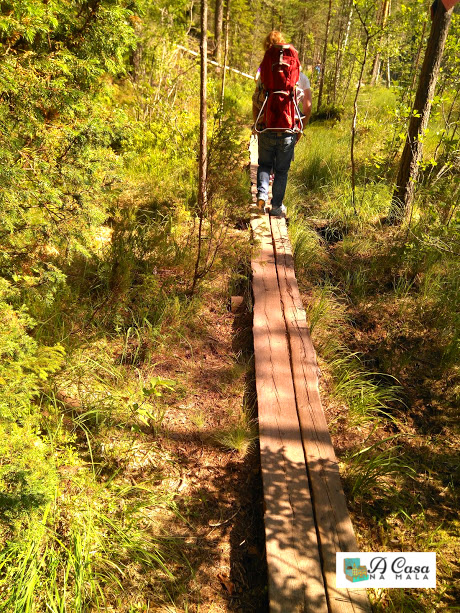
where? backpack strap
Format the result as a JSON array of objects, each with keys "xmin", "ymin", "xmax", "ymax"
[
  {"xmin": 254, "ymin": 90, "xmax": 304, "ymax": 135},
  {"xmin": 272, "ymin": 45, "xmax": 292, "ymax": 71},
  {"xmin": 254, "ymin": 90, "xmax": 269, "ymax": 134}
]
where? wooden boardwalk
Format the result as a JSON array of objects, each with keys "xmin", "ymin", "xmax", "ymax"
[{"xmin": 249, "ymin": 137, "xmax": 371, "ymax": 613}]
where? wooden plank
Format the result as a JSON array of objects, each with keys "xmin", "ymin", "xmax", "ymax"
[
  {"xmin": 251, "ymin": 213, "xmax": 329, "ymax": 613},
  {"xmin": 270, "ymin": 217, "xmax": 371, "ymax": 613}
]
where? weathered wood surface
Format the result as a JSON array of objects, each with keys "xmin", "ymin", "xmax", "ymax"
[
  {"xmin": 270, "ymin": 217, "xmax": 371, "ymax": 613},
  {"xmin": 251, "ymin": 213, "xmax": 328, "ymax": 613},
  {"xmin": 250, "ymin": 135, "xmax": 370, "ymax": 612}
]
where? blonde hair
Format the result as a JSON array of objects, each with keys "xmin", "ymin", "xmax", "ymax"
[{"xmin": 263, "ymin": 30, "xmax": 286, "ymax": 51}]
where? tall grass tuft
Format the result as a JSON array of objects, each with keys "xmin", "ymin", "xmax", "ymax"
[
  {"xmin": 0, "ymin": 480, "xmax": 181, "ymax": 611},
  {"xmin": 304, "ymin": 284, "xmax": 403, "ymax": 424},
  {"xmin": 288, "ymin": 216, "xmax": 325, "ymax": 278},
  {"xmin": 344, "ymin": 436, "xmax": 415, "ymax": 501},
  {"xmin": 214, "ymin": 414, "xmax": 257, "ymax": 456},
  {"xmin": 293, "ymin": 126, "xmax": 349, "ymax": 196},
  {"xmin": 330, "ymin": 357, "xmax": 403, "ymax": 424}
]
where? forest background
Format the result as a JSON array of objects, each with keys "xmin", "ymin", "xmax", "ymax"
[{"xmin": 0, "ymin": 0, "xmax": 459, "ymax": 611}]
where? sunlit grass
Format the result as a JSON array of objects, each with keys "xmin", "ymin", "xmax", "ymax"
[
  {"xmin": 214, "ymin": 414, "xmax": 257, "ymax": 455},
  {"xmin": 0, "ymin": 436, "xmax": 183, "ymax": 611},
  {"xmin": 288, "ymin": 85, "xmax": 459, "ymax": 611},
  {"xmin": 343, "ymin": 436, "xmax": 415, "ymax": 500}
]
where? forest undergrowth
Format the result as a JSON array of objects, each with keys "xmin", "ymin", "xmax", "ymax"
[
  {"xmin": 2, "ymin": 0, "xmax": 459, "ymax": 611},
  {"xmin": 288, "ymin": 86, "xmax": 459, "ymax": 612},
  {"xmin": 0, "ymin": 6, "xmax": 263, "ymax": 610}
]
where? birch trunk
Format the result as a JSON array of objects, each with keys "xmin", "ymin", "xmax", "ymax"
[
  {"xmin": 317, "ymin": 0, "xmax": 333, "ymax": 111},
  {"xmin": 332, "ymin": 0, "xmax": 353, "ymax": 104},
  {"xmin": 192, "ymin": 0, "xmax": 208, "ymax": 294},
  {"xmin": 214, "ymin": 0, "xmax": 224, "ymax": 64},
  {"xmin": 370, "ymin": 0, "xmax": 391, "ymax": 86},
  {"xmin": 220, "ymin": 0, "xmax": 230, "ymax": 112},
  {"xmin": 390, "ymin": 2, "xmax": 453, "ymax": 222}
]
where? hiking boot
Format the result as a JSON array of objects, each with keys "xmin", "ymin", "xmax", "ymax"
[
  {"xmin": 269, "ymin": 204, "xmax": 287, "ymax": 218},
  {"xmin": 257, "ymin": 197, "xmax": 266, "ymax": 210}
]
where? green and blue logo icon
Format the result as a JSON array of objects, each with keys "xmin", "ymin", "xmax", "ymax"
[{"xmin": 344, "ymin": 558, "xmax": 369, "ymax": 583}]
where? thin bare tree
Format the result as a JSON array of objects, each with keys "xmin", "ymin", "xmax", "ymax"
[
  {"xmin": 331, "ymin": 0, "xmax": 353, "ymax": 104},
  {"xmin": 220, "ymin": 0, "xmax": 231, "ymax": 114},
  {"xmin": 350, "ymin": 3, "xmax": 384, "ymax": 214},
  {"xmin": 390, "ymin": 1, "xmax": 455, "ymax": 223},
  {"xmin": 191, "ymin": 0, "xmax": 208, "ymax": 295},
  {"xmin": 317, "ymin": 0, "xmax": 333, "ymax": 111},
  {"xmin": 369, "ymin": 0, "xmax": 391, "ymax": 86},
  {"xmin": 214, "ymin": 0, "xmax": 224, "ymax": 64}
]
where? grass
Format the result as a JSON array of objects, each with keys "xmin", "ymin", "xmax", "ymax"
[
  {"xmin": 329, "ymin": 357, "xmax": 403, "ymax": 424},
  {"xmin": 303, "ymin": 284, "xmax": 348, "ymax": 337},
  {"xmin": 214, "ymin": 415, "xmax": 257, "ymax": 456},
  {"xmin": 287, "ymin": 86, "xmax": 460, "ymax": 609},
  {"xmin": 287, "ymin": 216, "xmax": 326, "ymax": 277},
  {"xmin": 2, "ymin": 293, "xmax": 253, "ymax": 611},
  {"xmin": 0, "ymin": 47, "xmax": 255, "ymax": 609},
  {"xmin": 343, "ymin": 436, "xmax": 416, "ymax": 500},
  {"xmin": 293, "ymin": 280, "xmax": 403, "ymax": 425},
  {"xmin": 0, "ymin": 470, "xmax": 183, "ymax": 612}
]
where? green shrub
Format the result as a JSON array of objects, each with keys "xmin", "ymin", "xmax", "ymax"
[
  {"xmin": 310, "ymin": 104, "xmax": 344, "ymax": 123},
  {"xmin": 0, "ymin": 280, "xmax": 65, "ymax": 421}
]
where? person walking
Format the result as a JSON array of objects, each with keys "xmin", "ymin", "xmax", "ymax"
[{"xmin": 252, "ymin": 30, "xmax": 312, "ymax": 217}]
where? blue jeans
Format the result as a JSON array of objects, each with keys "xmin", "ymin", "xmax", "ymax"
[{"xmin": 257, "ymin": 132, "xmax": 296, "ymax": 209}]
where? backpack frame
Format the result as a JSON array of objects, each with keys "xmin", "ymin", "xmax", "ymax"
[{"xmin": 255, "ymin": 44, "xmax": 303, "ymax": 134}]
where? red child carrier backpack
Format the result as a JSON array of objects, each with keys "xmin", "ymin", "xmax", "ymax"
[{"xmin": 255, "ymin": 44, "xmax": 302, "ymax": 134}]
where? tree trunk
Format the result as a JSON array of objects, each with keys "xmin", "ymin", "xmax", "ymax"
[
  {"xmin": 192, "ymin": 0, "xmax": 208, "ymax": 295},
  {"xmin": 388, "ymin": 12, "xmax": 428, "ymax": 160},
  {"xmin": 214, "ymin": 0, "xmax": 224, "ymax": 64},
  {"xmin": 390, "ymin": 2, "xmax": 453, "ymax": 222},
  {"xmin": 369, "ymin": 51, "xmax": 381, "ymax": 86},
  {"xmin": 220, "ymin": 0, "xmax": 230, "ymax": 113},
  {"xmin": 317, "ymin": 0, "xmax": 333, "ymax": 111},
  {"xmin": 131, "ymin": 18, "xmax": 143, "ymax": 83},
  {"xmin": 400, "ymin": 16, "xmax": 428, "ymax": 107},
  {"xmin": 332, "ymin": 0, "xmax": 353, "ymax": 104},
  {"xmin": 340, "ymin": 53, "xmax": 356, "ymax": 108},
  {"xmin": 370, "ymin": 0, "xmax": 391, "ymax": 86},
  {"xmin": 351, "ymin": 34, "xmax": 371, "ymax": 215},
  {"xmin": 297, "ymin": 8, "xmax": 308, "ymax": 67}
]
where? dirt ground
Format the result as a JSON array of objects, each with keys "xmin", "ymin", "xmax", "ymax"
[{"xmin": 146, "ymin": 285, "xmax": 269, "ymax": 612}]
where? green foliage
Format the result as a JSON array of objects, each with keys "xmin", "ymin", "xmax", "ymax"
[
  {"xmin": 344, "ymin": 437, "xmax": 415, "ymax": 501},
  {"xmin": 0, "ymin": 482, "xmax": 180, "ymax": 612},
  {"xmin": 0, "ymin": 325, "xmax": 183, "ymax": 610},
  {"xmin": 214, "ymin": 415, "xmax": 257, "ymax": 455},
  {"xmin": 0, "ymin": 280, "xmax": 65, "ymax": 420},
  {"xmin": 0, "ymin": 422, "xmax": 58, "ymax": 528},
  {"xmin": 0, "ymin": 4, "xmax": 192, "ymax": 609},
  {"xmin": 133, "ymin": 376, "xmax": 176, "ymax": 434},
  {"xmin": 311, "ymin": 104, "xmax": 344, "ymax": 123},
  {"xmin": 0, "ymin": 0, "xmax": 136, "ymax": 282}
]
